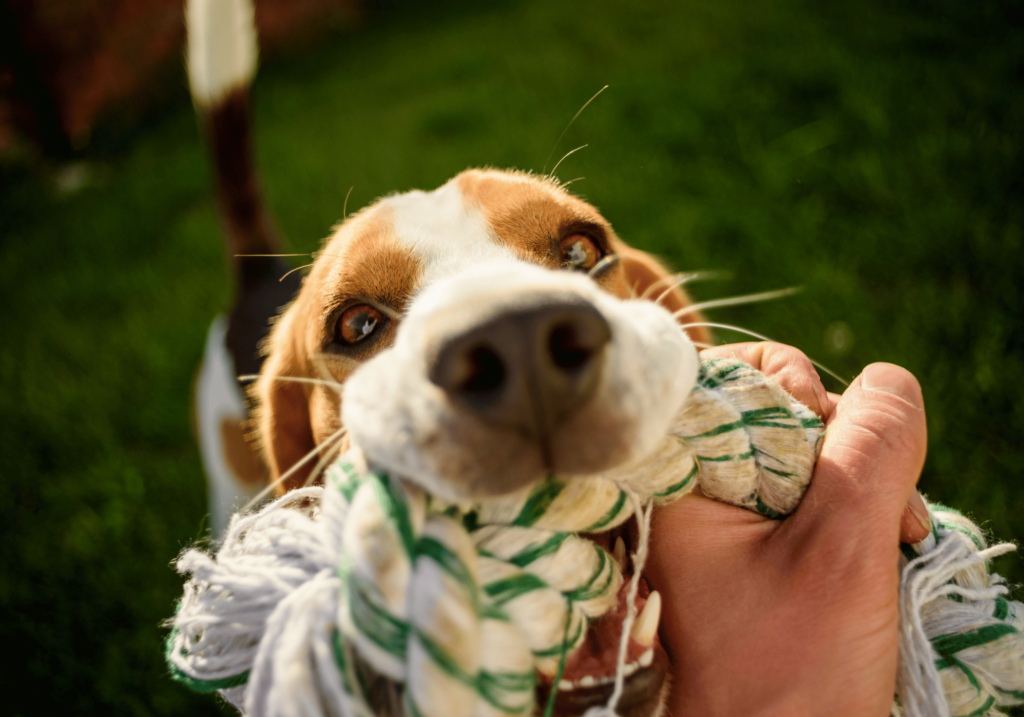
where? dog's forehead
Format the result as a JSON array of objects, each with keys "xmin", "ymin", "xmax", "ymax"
[
  {"xmin": 381, "ymin": 178, "xmax": 517, "ymax": 285},
  {"xmin": 314, "ymin": 169, "xmax": 612, "ymax": 310},
  {"xmin": 378, "ymin": 169, "xmax": 608, "ymax": 284}
]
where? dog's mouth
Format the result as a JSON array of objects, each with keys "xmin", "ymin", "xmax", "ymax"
[{"xmin": 535, "ymin": 530, "xmax": 668, "ymax": 717}]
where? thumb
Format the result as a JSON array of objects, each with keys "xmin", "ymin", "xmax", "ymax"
[{"xmin": 786, "ymin": 363, "xmax": 928, "ymax": 549}]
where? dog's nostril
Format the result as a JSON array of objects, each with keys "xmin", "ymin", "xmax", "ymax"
[
  {"xmin": 429, "ymin": 301, "xmax": 610, "ymax": 430},
  {"xmin": 548, "ymin": 322, "xmax": 593, "ymax": 372},
  {"xmin": 459, "ymin": 345, "xmax": 506, "ymax": 395}
]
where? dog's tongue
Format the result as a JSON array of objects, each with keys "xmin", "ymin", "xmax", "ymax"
[{"xmin": 545, "ymin": 578, "xmax": 659, "ymax": 686}]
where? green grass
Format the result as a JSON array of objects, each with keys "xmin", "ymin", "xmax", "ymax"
[{"xmin": 1, "ymin": 0, "xmax": 1021, "ymax": 714}]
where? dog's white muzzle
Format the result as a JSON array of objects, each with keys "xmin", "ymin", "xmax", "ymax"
[{"xmin": 343, "ymin": 261, "xmax": 699, "ymax": 502}]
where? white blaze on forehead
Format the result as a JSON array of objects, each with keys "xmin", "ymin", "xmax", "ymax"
[{"xmin": 385, "ymin": 180, "xmax": 519, "ymax": 285}]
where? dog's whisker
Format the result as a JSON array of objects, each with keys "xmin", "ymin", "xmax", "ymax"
[
  {"xmin": 542, "ymin": 84, "xmax": 608, "ymax": 175},
  {"xmin": 641, "ymin": 273, "xmax": 689, "ymax": 301},
  {"xmin": 241, "ymin": 426, "xmax": 349, "ymax": 512},
  {"xmin": 561, "ymin": 176, "xmax": 585, "ymax": 189},
  {"xmin": 672, "ymin": 287, "xmax": 801, "ymax": 319},
  {"xmin": 691, "ymin": 341, "xmax": 714, "ymax": 349},
  {"xmin": 588, "ymin": 254, "xmax": 619, "ymax": 279},
  {"xmin": 805, "ymin": 358, "xmax": 849, "ymax": 388},
  {"xmin": 548, "ymin": 144, "xmax": 589, "ymax": 180},
  {"xmin": 640, "ymin": 274, "xmax": 678, "ymax": 301},
  {"xmin": 653, "ymin": 284, "xmax": 678, "ymax": 307},
  {"xmin": 302, "ymin": 433, "xmax": 348, "ymax": 488},
  {"xmin": 309, "ymin": 354, "xmax": 346, "ymax": 398},
  {"xmin": 238, "ymin": 374, "xmax": 342, "ymax": 390},
  {"xmin": 309, "ymin": 252, "xmax": 347, "ymax": 261},
  {"xmin": 279, "ymin": 263, "xmax": 314, "ymax": 282},
  {"xmin": 234, "ymin": 253, "xmax": 311, "ymax": 257},
  {"xmin": 641, "ymin": 271, "xmax": 724, "ymax": 302},
  {"xmin": 343, "ymin": 186, "xmax": 354, "ymax": 219},
  {"xmin": 680, "ymin": 321, "xmax": 850, "ymax": 387},
  {"xmin": 679, "ymin": 321, "xmax": 775, "ymax": 344}
]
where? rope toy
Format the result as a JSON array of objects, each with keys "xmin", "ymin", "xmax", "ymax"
[{"xmin": 166, "ymin": 358, "xmax": 1024, "ymax": 717}]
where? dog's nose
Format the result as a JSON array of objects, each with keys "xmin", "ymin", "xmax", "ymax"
[{"xmin": 428, "ymin": 299, "xmax": 611, "ymax": 455}]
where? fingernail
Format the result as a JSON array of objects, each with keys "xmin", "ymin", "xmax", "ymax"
[
  {"xmin": 906, "ymin": 490, "xmax": 931, "ymax": 535},
  {"xmin": 861, "ymin": 363, "xmax": 924, "ymax": 410}
]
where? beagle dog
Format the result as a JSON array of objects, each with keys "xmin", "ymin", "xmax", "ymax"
[
  {"xmin": 188, "ymin": 1, "xmax": 709, "ymax": 714},
  {"xmin": 255, "ymin": 169, "xmax": 709, "ymax": 499},
  {"xmin": 251, "ymin": 169, "xmax": 708, "ymax": 717}
]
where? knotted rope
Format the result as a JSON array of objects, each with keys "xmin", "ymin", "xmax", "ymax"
[
  {"xmin": 167, "ymin": 359, "xmax": 1024, "ymax": 717},
  {"xmin": 897, "ymin": 506, "xmax": 1024, "ymax": 717}
]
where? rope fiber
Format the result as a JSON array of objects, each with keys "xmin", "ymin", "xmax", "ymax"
[{"xmin": 167, "ymin": 358, "xmax": 1024, "ymax": 717}]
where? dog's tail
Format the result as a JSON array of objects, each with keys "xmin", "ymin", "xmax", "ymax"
[
  {"xmin": 186, "ymin": 0, "xmax": 258, "ymax": 112},
  {"xmin": 186, "ymin": 0, "xmax": 302, "ymax": 532},
  {"xmin": 186, "ymin": 0, "xmax": 301, "ymax": 374},
  {"xmin": 187, "ymin": 0, "xmax": 267, "ymax": 275}
]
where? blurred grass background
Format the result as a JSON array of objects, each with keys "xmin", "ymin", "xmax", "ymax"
[{"xmin": 1, "ymin": 0, "xmax": 1022, "ymax": 714}]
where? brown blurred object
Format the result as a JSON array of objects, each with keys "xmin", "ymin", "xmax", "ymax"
[{"xmin": 0, "ymin": 0, "xmax": 359, "ymax": 158}]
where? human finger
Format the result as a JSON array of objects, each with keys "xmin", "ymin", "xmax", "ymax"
[
  {"xmin": 789, "ymin": 362, "xmax": 928, "ymax": 546},
  {"xmin": 816, "ymin": 388, "xmax": 928, "ymax": 543},
  {"xmin": 700, "ymin": 342, "xmax": 829, "ymax": 418}
]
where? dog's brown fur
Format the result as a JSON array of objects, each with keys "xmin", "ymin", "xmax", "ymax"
[{"xmin": 253, "ymin": 169, "xmax": 708, "ymax": 491}]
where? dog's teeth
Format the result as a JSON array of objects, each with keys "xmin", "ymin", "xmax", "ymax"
[
  {"xmin": 578, "ymin": 675, "xmax": 597, "ymax": 688},
  {"xmin": 623, "ymin": 661, "xmax": 640, "ymax": 677},
  {"xmin": 631, "ymin": 590, "xmax": 661, "ymax": 647},
  {"xmin": 639, "ymin": 648, "xmax": 654, "ymax": 667},
  {"xmin": 558, "ymin": 679, "xmax": 574, "ymax": 691},
  {"xmin": 612, "ymin": 537, "xmax": 627, "ymax": 570}
]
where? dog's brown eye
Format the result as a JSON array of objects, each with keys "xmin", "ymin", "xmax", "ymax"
[
  {"xmin": 560, "ymin": 234, "xmax": 601, "ymax": 271},
  {"xmin": 337, "ymin": 305, "xmax": 384, "ymax": 345}
]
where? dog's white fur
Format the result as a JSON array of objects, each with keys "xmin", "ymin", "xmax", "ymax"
[
  {"xmin": 387, "ymin": 182, "xmax": 521, "ymax": 284},
  {"xmin": 345, "ymin": 248, "xmax": 698, "ymax": 501},
  {"xmin": 337, "ymin": 180, "xmax": 697, "ymax": 500},
  {"xmin": 186, "ymin": 0, "xmax": 258, "ymax": 106}
]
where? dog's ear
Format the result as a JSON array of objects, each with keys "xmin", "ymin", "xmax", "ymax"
[
  {"xmin": 613, "ymin": 243, "xmax": 713, "ymax": 347},
  {"xmin": 252, "ymin": 307, "xmax": 317, "ymax": 493}
]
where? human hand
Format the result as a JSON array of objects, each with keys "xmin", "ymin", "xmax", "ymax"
[{"xmin": 645, "ymin": 343, "xmax": 930, "ymax": 716}]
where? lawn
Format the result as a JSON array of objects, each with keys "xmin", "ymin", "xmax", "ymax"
[{"xmin": 1, "ymin": 0, "xmax": 1021, "ymax": 714}]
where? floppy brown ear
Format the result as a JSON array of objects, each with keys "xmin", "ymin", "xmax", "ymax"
[
  {"xmin": 252, "ymin": 307, "xmax": 317, "ymax": 493},
  {"xmin": 613, "ymin": 244, "xmax": 713, "ymax": 347}
]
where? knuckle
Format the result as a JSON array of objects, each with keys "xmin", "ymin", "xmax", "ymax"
[
  {"xmin": 838, "ymin": 401, "xmax": 927, "ymax": 468},
  {"xmin": 763, "ymin": 345, "xmax": 817, "ymax": 383},
  {"xmin": 763, "ymin": 342, "xmax": 807, "ymax": 366}
]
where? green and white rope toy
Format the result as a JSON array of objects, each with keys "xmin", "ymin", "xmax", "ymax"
[{"xmin": 167, "ymin": 358, "xmax": 1024, "ymax": 717}]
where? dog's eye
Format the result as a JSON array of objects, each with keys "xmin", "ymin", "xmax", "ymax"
[
  {"xmin": 560, "ymin": 234, "xmax": 601, "ymax": 271},
  {"xmin": 337, "ymin": 304, "xmax": 384, "ymax": 345}
]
